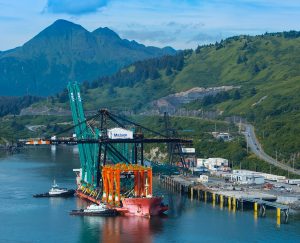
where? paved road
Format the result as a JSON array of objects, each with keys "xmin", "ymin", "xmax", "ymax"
[{"xmin": 243, "ymin": 124, "xmax": 300, "ymax": 176}]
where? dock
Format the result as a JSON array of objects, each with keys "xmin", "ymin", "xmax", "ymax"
[{"xmin": 159, "ymin": 175, "xmax": 290, "ymax": 224}]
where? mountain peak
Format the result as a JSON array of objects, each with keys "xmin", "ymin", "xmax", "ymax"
[
  {"xmin": 35, "ymin": 19, "xmax": 87, "ymax": 39},
  {"xmin": 51, "ymin": 19, "xmax": 84, "ymax": 30},
  {"xmin": 92, "ymin": 27, "xmax": 120, "ymax": 40}
]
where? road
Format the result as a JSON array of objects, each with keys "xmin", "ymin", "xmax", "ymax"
[{"xmin": 243, "ymin": 124, "xmax": 300, "ymax": 176}]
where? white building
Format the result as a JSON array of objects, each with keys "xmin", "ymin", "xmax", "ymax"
[
  {"xmin": 197, "ymin": 158, "xmax": 229, "ymax": 170},
  {"xmin": 230, "ymin": 171, "xmax": 265, "ymax": 185},
  {"xmin": 212, "ymin": 132, "xmax": 233, "ymax": 141},
  {"xmin": 233, "ymin": 170, "xmax": 286, "ymax": 182},
  {"xmin": 197, "ymin": 175, "xmax": 209, "ymax": 183}
]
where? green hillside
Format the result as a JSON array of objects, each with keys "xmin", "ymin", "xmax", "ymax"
[
  {"xmin": 73, "ymin": 31, "xmax": 299, "ymax": 168},
  {"xmin": 55, "ymin": 31, "xmax": 299, "ymax": 115}
]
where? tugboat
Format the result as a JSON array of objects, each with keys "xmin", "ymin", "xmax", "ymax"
[
  {"xmin": 33, "ymin": 180, "xmax": 75, "ymax": 198},
  {"xmin": 70, "ymin": 204, "xmax": 118, "ymax": 216}
]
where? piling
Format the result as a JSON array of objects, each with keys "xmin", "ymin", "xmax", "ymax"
[
  {"xmin": 212, "ymin": 193, "xmax": 216, "ymax": 202},
  {"xmin": 232, "ymin": 197, "xmax": 236, "ymax": 207},
  {"xmin": 220, "ymin": 194, "xmax": 224, "ymax": 209},
  {"xmin": 220, "ymin": 194, "xmax": 224, "ymax": 204},
  {"xmin": 254, "ymin": 202, "xmax": 258, "ymax": 219},
  {"xmin": 227, "ymin": 197, "xmax": 231, "ymax": 211},
  {"xmin": 277, "ymin": 208, "xmax": 281, "ymax": 225},
  {"xmin": 254, "ymin": 202, "xmax": 258, "ymax": 213}
]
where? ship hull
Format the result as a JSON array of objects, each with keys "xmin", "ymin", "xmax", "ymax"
[
  {"xmin": 76, "ymin": 189, "xmax": 101, "ymax": 204},
  {"xmin": 121, "ymin": 197, "xmax": 168, "ymax": 217},
  {"xmin": 70, "ymin": 209, "xmax": 118, "ymax": 216},
  {"xmin": 33, "ymin": 189, "xmax": 75, "ymax": 198}
]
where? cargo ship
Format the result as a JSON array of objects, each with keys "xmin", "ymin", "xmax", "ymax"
[{"xmin": 73, "ymin": 164, "xmax": 168, "ymax": 217}]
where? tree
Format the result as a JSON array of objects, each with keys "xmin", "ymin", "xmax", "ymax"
[
  {"xmin": 250, "ymin": 87, "xmax": 257, "ymax": 96},
  {"xmin": 108, "ymin": 85, "xmax": 116, "ymax": 96},
  {"xmin": 241, "ymin": 42, "xmax": 248, "ymax": 50},
  {"xmin": 165, "ymin": 67, "xmax": 173, "ymax": 76},
  {"xmin": 82, "ymin": 80, "xmax": 90, "ymax": 90},
  {"xmin": 175, "ymin": 55, "xmax": 184, "ymax": 71},
  {"xmin": 149, "ymin": 69, "xmax": 160, "ymax": 80},
  {"xmin": 202, "ymin": 95, "xmax": 213, "ymax": 106},
  {"xmin": 58, "ymin": 88, "xmax": 69, "ymax": 103},
  {"xmin": 233, "ymin": 90, "xmax": 241, "ymax": 100},
  {"xmin": 253, "ymin": 64, "xmax": 260, "ymax": 74},
  {"xmin": 91, "ymin": 80, "xmax": 99, "ymax": 89},
  {"xmin": 50, "ymin": 96, "xmax": 55, "ymax": 105}
]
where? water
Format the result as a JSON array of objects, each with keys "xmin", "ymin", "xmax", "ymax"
[{"xmin": 0, "ymin": 147, "xmax": 299, "ymax": 243}]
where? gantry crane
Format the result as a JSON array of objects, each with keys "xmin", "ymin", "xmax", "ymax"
[{"xmin": 50, "ymin": 82, "xmax": 192, "ymax": 192}]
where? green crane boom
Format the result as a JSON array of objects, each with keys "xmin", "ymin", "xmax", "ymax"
[{"xmin": 67, "ymin": 82, "xmax": 99, "ymax": 187}]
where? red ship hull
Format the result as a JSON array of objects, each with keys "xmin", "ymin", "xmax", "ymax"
[
  {"xmin": 76, "ymin": 189, "xmax": 100, "ymax": 204},
  {"xmin": 121, "ymin": 197, "xmax": 168, "ymax": 217},
  {"xmin": 76, "ymin": 190, "xmax": 168, "ymax": 217}
]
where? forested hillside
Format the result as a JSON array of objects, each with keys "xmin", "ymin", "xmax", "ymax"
[
  {"xmin": 76, "ymin": 31, "xmax": 300, "ymax": 168},
  {"xmin": 0, "ymin": 96, "xmax": 42, "ymax": 117}
]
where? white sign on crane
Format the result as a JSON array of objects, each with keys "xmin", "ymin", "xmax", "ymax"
[{"xmin": 108, "ymin": 127, "xmax": 133, "ymax": 139}]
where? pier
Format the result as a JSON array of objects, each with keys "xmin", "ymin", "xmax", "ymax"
[{"xmin": 159, "ymin": 175, "xmax": 290, "ymax": 225}]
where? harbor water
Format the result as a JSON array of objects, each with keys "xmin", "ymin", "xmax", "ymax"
[{"xmin": 0, "ymin": 147, "xmax": 299, "ymax": 243}]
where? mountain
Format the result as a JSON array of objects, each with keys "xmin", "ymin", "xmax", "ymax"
[{"xmin": 0, "ymin": 19, "xmax": 176, "ymax": 96}]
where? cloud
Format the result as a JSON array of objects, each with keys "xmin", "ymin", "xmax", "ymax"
[
  {"xmin": 188, "ymin": 32, "xmax": 223, "ymax": 44},
  {"xmin": 0, "ymin": 16, "xmax": 21, "ymax": 21},
  {"xmin": 120, "ymin": 30, "xmax": 176, "ymax": 44},
  {"xmin": 44, "ymin": 0, "xmax": 109, "ymax": 15}
]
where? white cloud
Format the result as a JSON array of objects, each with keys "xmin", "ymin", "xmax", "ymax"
[{"xmin": 44, "ymin": 0, "xmax": 109, "ymax": 15}]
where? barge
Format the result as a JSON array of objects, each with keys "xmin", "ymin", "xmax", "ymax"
[{"xmin": 74, "ymin": 163, "xmax": 168, "ymax": 217}]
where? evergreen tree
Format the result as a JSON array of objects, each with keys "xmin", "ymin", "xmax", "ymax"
[
  {"xmin": 165, "ymin": 67, "xmax": 173, "ymax": 76},
  {"xmin": 250, "ymin": 87, "xmax": 257, "ymax": 96},
  {"xmin": 175, "ymin": 55, "xmax": 184, "ymax": 71},
  {"xmin": 253, "ymin": 64, "xmax": 260, "ymax": 74},
  {"xmin": 108, "ymin": 85, "xmax": 116, "ymax": 96},
  {"xmin": 233, "ymin": 90, "xmax": 241, "ymax": 100}
]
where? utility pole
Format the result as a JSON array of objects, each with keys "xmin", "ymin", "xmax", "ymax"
[{"xmin": 293, "ymin": 153, "xmax": 295, "ymax": 171}]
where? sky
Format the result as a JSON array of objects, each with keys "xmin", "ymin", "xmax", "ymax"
[{"xmin": 0, "ymin": 0, "xmax": 299, "ymax": 51}]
